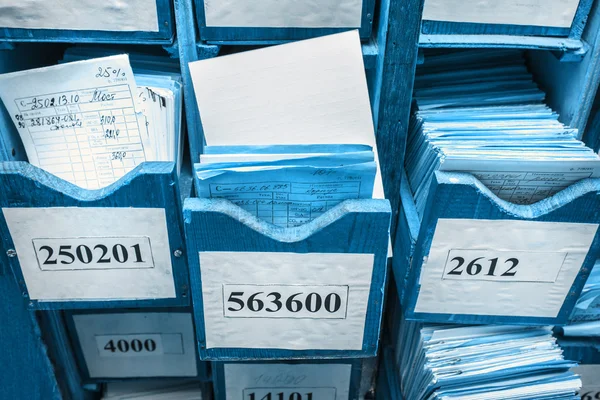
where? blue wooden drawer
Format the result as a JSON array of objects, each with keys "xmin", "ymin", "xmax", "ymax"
[
  {"xmin": 419, "ymin": 0, "xmax": 598, "ymax": 53},
  {"xmin": 65, "ymin": 309, "xmax": 209, "ymax": 382},
  {"xmin": 560, "ymin": 338, "xmax": 600, "ymax": 398},
  {"xmin": 183, "ymin": 198, "xmax": 391, "ymax": 360},
  {"xmin": 212, "ymin": 359, "xmax": 370, "ymax": 400},
  {"xmin": 0, "ymin": 0, "xmax": 174, "ymax": 44},
  {"xmin": 194, "ymin": 0, "xmax": 376, "ymax": 44},
  {"xmin": 393, "ymin": 171, "xmax": 600, "ymax": 326},
  {"xmin": 375, "ymin": 348, "xmax": 402, "ymax": 400}
]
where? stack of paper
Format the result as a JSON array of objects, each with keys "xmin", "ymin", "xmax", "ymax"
[
  {"xmin": 405, "ymin": 50, "xmax": 600, "ymax": 215},
  {"xmin": 0, "ymin": 50, "xmax": 183, "ymax": 190},
  {"xmin": 558, "ymin": 260, "xmax": 600, "ymax": 337},
  {"xmin": 188, "ymin": 31, "xmax": 381, "ymax": 227},
  {"xmin": 397, "ymin": 320, "xmax": 581, "ymax": 400},
  {"xmin": 102, "ymin": 380, "xmax": 206, "ymax": 400}
]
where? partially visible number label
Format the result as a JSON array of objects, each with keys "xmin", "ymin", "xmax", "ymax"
[
  {"xmin": 581, "ymin": 391, "xmax": 600, "ymax": 400},
  {"xmin": 223, "ymin": 285, "xmax": 348, "ymax": 319},
  {"xmin": 96, "ymin": 334, "xmax": 163, "ymax": 358},
  {"xmin": 243, "ymin": 388, "xmax": 336, "ymax": 400},
  {"xmin": 442, "ymin": 249, "xmax": 566, "ymax": 283},
  {"xmin": 33, "ymin": 237, "xmax": 154, "ymax": 270}
]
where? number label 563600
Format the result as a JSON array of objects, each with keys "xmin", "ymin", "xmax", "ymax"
[
  {"xmin": 442, "ymin": 249, "xmax": 567, "ymax": 283},
  {"xmin": 32, "ymin": 237, "xmax": 154, "ymax": 270},
  {"xmin": 223, "ymin": 284, "xmax": 349, "ymax": 319}
]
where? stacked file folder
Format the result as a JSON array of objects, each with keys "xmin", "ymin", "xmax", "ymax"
[
  {"xmin": 102, "ymin": 380, "xmax": 206, "ymax": 400},
  {"xmin": 0, "ymin": 49, "xmax": 183, "ymax": 189},
  {"xmin": 397, "ymin": 320, "xmax": 581, "ymax": 399},
  {"xmin": 405, "ymin": 50, "xmax": 600, "ymax": 215},
  {"xmin": 189, "ymin": 31, "xmax": 381, "ymax": 227}
]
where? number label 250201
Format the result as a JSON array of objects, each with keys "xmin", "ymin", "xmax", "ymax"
[{"xmin": 32, "ymin": 237, "xmax": 154, "ymax": 270}]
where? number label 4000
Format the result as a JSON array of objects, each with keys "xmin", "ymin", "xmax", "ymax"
[
  {"xmin": 223, "ymin": 284, "xmax": 348, "ymax": 319},
  {"xmin": 32, "ymin": 237, "xmax": 154, "ymax": 270}
]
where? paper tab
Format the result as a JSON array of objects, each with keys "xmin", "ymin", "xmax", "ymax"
[
  {"xmin": 3, "ymin": 207, "xmax": 175, "ymax": 301},
  {"xmin": 423, "ymin": 0, "xmax": 580, "ymax": 28},
  {"xmin": 199, "ymin": 252, "xmax": 374, "ymax": 350},
  {"xmin": 0, "ymin": 0, "xmax": 159, "ymax": 32},
  {"xmin": 0, "ymin": 55, "xmax": 148, "ymax": 189},
  {"xmin": 224, "ymin": 363, "xmax": 352, "ymax": 400},
  {"xmin": 414, "ymin": 219, "xmax": 598, "ymax": 318}
]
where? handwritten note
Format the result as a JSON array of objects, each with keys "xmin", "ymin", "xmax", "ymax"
[{"xmin": 0, "ymin": 55, "xmax": 148, "ymax": 189}]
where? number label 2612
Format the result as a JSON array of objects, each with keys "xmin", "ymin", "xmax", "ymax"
[
  {"xmin": 441, "ymin": 249, "xmax": 566, "ymax": 283},
  {"xmin": 33, "ymin": 237, "xmax": 154, "ymax": 271}
]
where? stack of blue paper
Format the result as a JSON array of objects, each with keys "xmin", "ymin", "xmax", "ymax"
[
  {"xmin": 397, "ymin": 319, "xmax": 581, "ymax": 399},
  {"xmin": 405, "ymin": 50, "xmax": 600, "ymax": 215}
]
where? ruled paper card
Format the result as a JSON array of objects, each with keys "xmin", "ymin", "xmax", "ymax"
[{"xmin": 0, "ymin": 55, "xmax": 149, "ymax": 189}]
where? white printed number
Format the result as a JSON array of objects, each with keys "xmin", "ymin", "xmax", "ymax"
[
  {"xmin": 223, "ymin": 285, "xmax": 348, "ymax": 319},
  {"xmin": 33, "ymin": 237, "xmax": 154, "ymax": 270}
]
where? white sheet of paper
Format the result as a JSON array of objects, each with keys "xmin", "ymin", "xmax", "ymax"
[
  {"xmin": 199, "ymin": 251, "xmax": 374, "ymax": 350},
  {"xmin": 0, "ymin": 55, "xmax": 148, "ymax": 189},
  {"xmin": 0, "ymin": 0, "xmax": 159, "ymax": 32},
  {"xmin": 74, "ymin": 313, "xmax": 197, "ymax": 378},
  {"xmin": 203, "ymin": 0, "xmax": 362, "ymax": 28},
  {"xmin": 188, "ymin": 31, "xmax": 384, "ymax": 199},
  {"xmin": 2, "ymin": 207, "xmax": 176, "ymax": 301},
  {"xmin": 414, "ymin": 219, "xmax": 598, "ymax": 318},
  {"xmin": 423, "ymin": 0, "xmax": 580, "ymax": 28},
  {"xmin": 224, "ymin": 363, "xmax": 352, "ymax": 400}
]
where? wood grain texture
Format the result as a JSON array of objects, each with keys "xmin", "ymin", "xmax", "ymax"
[
  {"xmin": 530, "ymin": 0, "xmax": 600, "ymax": 136},
  {"xmin": 559, "ymin": 337, "xmax": 600, "ymax": 364},
  {"xmin": 583, "ymin": 93, "xmax": 600, "ymax": 152},
  {"xmin": 0, "ymin": 0, "xmax": 174, "ymax": 43},
  {"xmin": 375, "ymin": 347, "xmax": 403, "ymax": 400},
  {"xmin": 0, "ymin": 162, "xmax": 190, "ymax": 310},
  {"xmin": 212, "ymin": 359, "xmax": 365, "ymax": 400},
  {"xmin": 419, "ymin": 33, "xmax": 586, "ymax": 52},
  {"xmin": 370, "ymin": 0, "xmax": 425, "ymax": 240},
  {"xmin": 0, "ymin": 273, "xmax": 64, "ymax": 400},
  {"xmin": 401, "ymin": 171, "xmax": 600, "ymax": 326},
  {"xmin": 194, "ymin": 0, "xmax": 376, "ymax": 43},
  {"xmin": 184, "ymin": 198, "xmax": 391, "ymax": 360}
]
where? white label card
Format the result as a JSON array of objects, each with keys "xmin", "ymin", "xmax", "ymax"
[
  {"xmin": 2, "ymin": 207, "xmax": 175, "ymax": 301},
  {"xmin": 0, "ymin": 0, "xmax": 159, "ymax": 32},
  {"xmin": 74, "ymin": 313, "xmax": 197, "ymax": 378},
  {"xmin": 222, "ymin": 284, "xmax": 349, "ymax": 319},
  {"xmin": 414, "ymin": 219, "xmax": 598, "ymax": 318},
  {"xmin": 573, "ymin": 365, "xmax": 600, "ymax": 400},
  {"xmin": 200, "ymin": 252, "xmax": 374, "ymax": 350},
  {"xmin": 423, "ymin": 0, "xmax": 580, "ymax": 28},
  {"xmin": 203, "ymin": 0, "xmax": 362, "ymax": 28},
  {"xmin": 224, "ymin": 364, "xmax": 352, "ymax": 400}
]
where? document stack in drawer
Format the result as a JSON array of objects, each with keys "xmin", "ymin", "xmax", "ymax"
[
  {"xmin": 0, "ymin": 51, "xmax": 183, "ymax": 189},
  {"xmin": 397, "ymin": 321, "xmax": 581, "ymax": 399},
  {"xmin": 405, "ymin": 50, "xmax": 600, "ymax": 215},
  {"xmin": 188, "ymin": 31, "xmax": 381, "ymax": 227}
]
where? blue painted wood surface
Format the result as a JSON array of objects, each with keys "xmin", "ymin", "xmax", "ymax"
[
  {"xmin": 0, "ymin": 272, "xmax": 64, "ymax": 400},
  {"xmin": 0, "ymin": 162, "xmax": 190, "ymax": 310},
  {"xmin": 396, "ymin": 171, "xmax": 600, "ymax": 326},
  {"xmin": 183, "ymin": 198, "xmax": 391, "ymax": 360},
  {"xmin": 194, "ymin": 0, "xmax": 375, "ymax": 43},
  {"xmin": 64, "ymin": 308, "xmax": 210, "ymax": 383},
  {"xmin": 212, "ymin": 359, "xmax": 366, "ymax": 400},
  {"xmin": 375, "ymin": 347, "xmax": 402, "ymax": 400},
  {"xmin": 0, "ymin": 0, "xmax": 174, "ymax": 44},
  {"xmin": 421, "ymin": 0, "xmax": 593, "ymax": 39},
  {"xmin": 559, "ymin": 337, "xmax": 600, "ymax": 364}
]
